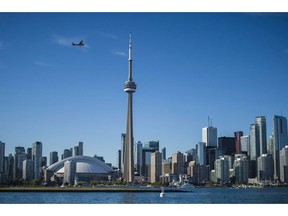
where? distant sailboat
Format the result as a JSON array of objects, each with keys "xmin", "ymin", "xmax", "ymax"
[{"xmin": 160, "ymin": 187, "xmax": 165, "ymax": 197}]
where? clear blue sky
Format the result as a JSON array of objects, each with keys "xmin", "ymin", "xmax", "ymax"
[{"xmin": 1, "ymin": 12, "xmax": 288, "ymax": 166}]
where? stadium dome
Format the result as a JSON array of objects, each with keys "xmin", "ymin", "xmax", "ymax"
[{"xmin": 45, "ymin": 155, "xmax": 114, "ymax": 183}]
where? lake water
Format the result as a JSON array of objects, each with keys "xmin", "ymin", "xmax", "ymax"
[{"xmin": 1, "ymin": 187, "xmax": 288, "ymax": 204}]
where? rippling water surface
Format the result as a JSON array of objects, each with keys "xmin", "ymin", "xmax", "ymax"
[{"xmin": 1, "ymin": 187, "xmax": 288, "ymax": 204}]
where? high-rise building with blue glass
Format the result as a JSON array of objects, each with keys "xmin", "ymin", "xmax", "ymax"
[
  {"xmin": 32, "ymin": 141, "xmax": 42, "ymax": 180},
  {"xmin": 272, "ymin": 115, "xmax": 288, "ymax": 180}
]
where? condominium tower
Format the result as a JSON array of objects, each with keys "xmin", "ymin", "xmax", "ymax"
[
  {"xmin": 32, "ymin": 141, "xmax": 42, "ymax": 180},
  {"xmin": 272, "ymin": 115, "xmax": 288, "ymax": 180}
]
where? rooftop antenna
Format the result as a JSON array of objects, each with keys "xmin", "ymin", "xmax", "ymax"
[{"xmin": 208, "ymin": 116, "xmax": 213, "ymax": 127}]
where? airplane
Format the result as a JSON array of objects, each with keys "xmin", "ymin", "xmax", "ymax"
[{"xmin": 72, "ymin": 40, "xmax": 84, "ymax": 46}]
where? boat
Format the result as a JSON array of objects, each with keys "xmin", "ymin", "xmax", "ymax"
[
  {"xmin": 160, "ymin": 187, "xmax": 165, "ymax": 197},
  {"xmin": 176, "ymin": 182, "xmax": 194, "ymax": 192}
]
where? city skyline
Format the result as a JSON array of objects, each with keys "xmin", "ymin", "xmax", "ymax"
[{"xmin": 1, "ymin": 12, "xmax": 288, "ymax": 165}]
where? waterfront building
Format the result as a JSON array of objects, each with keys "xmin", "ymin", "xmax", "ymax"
[
  {"xmin": 172, "ymin": 151, "xmax": 184, "ymax": 176},
  {"xmin": 240, "ymin": 135, "xmax": 249, "ymax": 155},
  {"xmin": 26, "ymin": 147, "xmax": 32, "ymax": 160},
  {"xmin": 196, "ymin": 142, "xmax": 206, "ymax": 165},
  {"xmin": 150, "ymin": 151, "xmax": 162, "ymax": 183},
  {"xmin": 144, "ymin": 141, "xmax": 159, "ymax": 151},
  {"xmin": 140, "ymin": 147, "xmax": 155, "ymax": 179},
  {"xmin": 0, "ymin": 141, "xmax": 5, "ymax": 174},
  {"xmin": 162, "ymin": 147, "xmax": 166, "ymax": 160},
  {"xmin": 63, "ymin": 160, "xmax": 76, "ymax": 186},
  {"xmin": 5, "ymin": 154, "xmax": 14, "ymax": 181},
  {"xmin": 280, "ymin": 145, "xmax": 288, "ymax": 183},
  {"xmin": 22, "ymin": 159, "xmax": 33, "ymax": 181},
  {"xmin": 234, "ymin": 131, "xmax": 243, "ymax": 154},
  {"xmin": 188, "ymin": 161, "xmax": 209, "ymax": 184},
  {"xmin": 215, "ymin": 155, "xmax": 231, "ymax": 184},
  {"xmin": 134, "ymin": 141, "xmax": 143, "ymax": 174},
  {"xmin": 74, "ymin": 146, "xmax": 79, "ymax": 156},
  {"xmin": 206, "ymin": 146, "xmax": 219, "ymax": 171},
  {"xmin": 32, "ymin": 141, "xmax": 42, "ymax": 180},
  {"xmin": 202, "ymin": 126, "xmax": 218, "ymax": 147},
  {"xmin": 256, "ymin": 116, "xmax": 267, "ymax": 155},
  {"xmin": 160, "ymin": 173, "xmax": 173, "ymax": 185},
  {"xmin": 233, "ymin": 154, "xmax": 249, "ymax": 184},
  {"xmin": 13, "ymin": 147, "xmax": 26, "ymax": 179},
  {"xmin": 184, "ymin": 152, "xmax": 193, "ymax": 164},
  {"xmin": 78, "ymin": 142, "xmax": 83, "ymax": 156},
  {"xmin": 257, "ymin": 153, "xmax": 274, "ymax": 182},
  {"xmin": 120, "ymin": 133, "xmax": 126, "ymax": 174},
  {"xmin": 74, "ymin": 142, "xmax": 83, "ymax": 156},
  {"xmin": 42, "ymin": 156, "xmax": 47, "ymax": 167},
  {"xmin": 123, "ymin": 33, "xmax": 137, "ymax": 183},
  {"xmin": 162, "ymin": 158, "xmax": 172, "ymax": 175},
  {"xmin": 117, "ymin": 149, "xmax": 122, "ymax": 173},
  {"xmin": 267, "ymin": 135, "xmax": 274, "ymax": 155},
  {"xmin": 218, "ymin": 136, "xmax": 236, "ymax": 156},
  {"xmin": 50, "ymin": 151, "xmax": 58, "ymax": 165},
  {"xmin": 249, "ymin": 124, "xmax": 259, "ymax": 178},
  {"xmin": 62, "ymin": 148, "xmax": 72, "ymax": 160},
  {"xmin": 272, "ymin": 115, "xmax": 288, "ymax": 180}
]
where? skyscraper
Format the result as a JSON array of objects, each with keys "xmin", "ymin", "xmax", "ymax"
[
  {"xmin": 234, "ymin": 131, "xmax": 243, "ymax": 154},
  {"xmin": 123, "ymin": 33, "xmax": 137, "ymax": 183},
  {"xmin": 256, "ymin": 116, "xmax": 267, "ymax": 155},
  {"xmin": 172, "ymin": 151, "xmax": 184, "ymax": 176},
  {"xmin": 240, "ymin": 135, "xmax": 249, "ymax": 154},
  {"xmin": 22, "ymin": 159, "xmax": 33, "ymax": 181},
  {"xmin": 63, "ymin": 160, "xmax": 76, "ymax": 186},
  {"xmin": 120, "ymin": 133, "xmax": 126, "ymax": 174},
  {"xmin": 135, "ymin": 141, "xmax": 143, "ymax": 174},
  {"xmin": 78, "ymin": 142, "xmax": 83, "ymax": 156},
  {"xmin": 150, "ymin": 151, "xmax": 162, "ymax": 183},
  {"xmin": 249, "ymin": 124, "xmax": 259, "ymax": 178},
  {"xmin": 32, "ymin": 141, "xmax": 42, "ymax": 180},
  {"xmin": 140, "ymin": 147, "xmax": 155, "ymax": 178},
  {"xmin": 13, "ymin": 146, "xmax": 26, "ymax": 179},
  {"xmin": 74, "ymin": 142, "xmax": 83, "ymax": 156},
  {"xmin": 257, "ymin": 153, "xmax": 274, "ymax": 182},
  {"xmin": 145, "ymin": 141, "xmax": 159, "ymax": 151},
  {"xmin": 202, "ymin": 126, "xmax": 217, "ymax": 147},
  {"xmin": 272, "ymin": 115, "xmax": 288, "ymax": 180},
  {"xmin": 233, "ymin": 154, "xmax": 249, "ymax": 184},
  {"xmin": 196, "ymin": 142, "xmax": 206, "ymax": 165},
  {"xmin": 218, "ymin": 136, "xmax": 236, "ymax": 156},
  {"xmin": 50, "ymin": 151, "xmax": 58, "ymax": 165},
  {"xmin": 280, "ymin": 145, "xmax": 288, "ymax": 183},
  {"xmin": 215, "ymin": 155, "xmax": 231, "ymax": 184},
  {"xmin": 161, "ymin": 147, "xmax": 166, "ymax": 161},
  {"xmin": 0, "ymin": 141, "xmax": 5, "ymax": 174}
]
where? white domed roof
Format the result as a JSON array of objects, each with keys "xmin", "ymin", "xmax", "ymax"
[{"xmin": 46, "ymin": 155, "xmax": 113, "ymax": 174}]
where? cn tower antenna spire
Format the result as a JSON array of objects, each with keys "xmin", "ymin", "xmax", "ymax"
[
  {"xmin": 129, "ymin": 32, "xmax": 132, "ymax": 61},
  {"xmin": 128, "ymin": 32, "xmax": 133, "ymax": 81}
]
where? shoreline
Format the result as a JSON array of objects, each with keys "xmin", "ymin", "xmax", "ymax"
[{"xmin": 0, "ymin": 186, "xmax": 190, "ymax": 193}]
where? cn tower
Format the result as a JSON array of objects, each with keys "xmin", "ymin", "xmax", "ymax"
[{"xmin": 123, "ymin": 33, "xmax": 136, "ymax": 183}]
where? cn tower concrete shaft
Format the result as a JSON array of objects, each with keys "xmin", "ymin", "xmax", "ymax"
[{"xmin": 123, "ymin": 33, "xmax": 136, "ymax": 183}]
